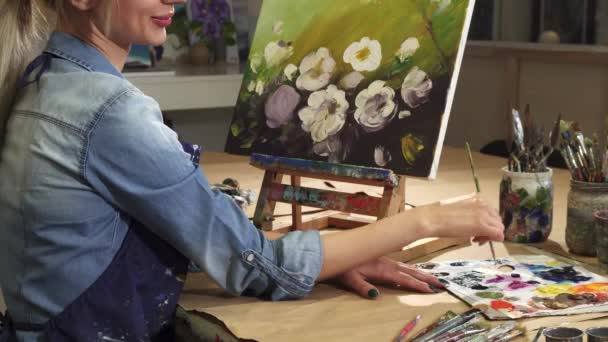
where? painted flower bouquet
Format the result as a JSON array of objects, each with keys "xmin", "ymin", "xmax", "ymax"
[
  {"xmin": 235, "ymin": 35, "xmax": 433, "ymax": 166},
  {"xmin": 500, "ymin": 106, "xmax": 559, "ymax": 243},
  {"xmin": 226, "ymin": 0, "xmax": 472, "ymax": 177}
]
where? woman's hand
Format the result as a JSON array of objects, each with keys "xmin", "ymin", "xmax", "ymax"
[
  {"xmin": 332, "ymin": 257, "xmax": 445, "ymax": 299},
  {"xmin": 416, "ymin": 193, "xmax": 505, "ymax": 242}
]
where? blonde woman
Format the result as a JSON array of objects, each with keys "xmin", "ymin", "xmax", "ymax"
[{"xmin": 0, "ymin": 0, "xmax": 504, "ymax": 340}]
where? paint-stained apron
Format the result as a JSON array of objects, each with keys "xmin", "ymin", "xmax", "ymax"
[
  {"xmin": 0, "ymin": 220, "xmax": 189, "ymax": 341},
  {"xmin": 0, "ymin": 53, "xmax": 203, "ymax": 341}
]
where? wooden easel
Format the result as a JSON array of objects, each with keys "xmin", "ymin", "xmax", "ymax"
[{"xmin": 250, "ymin": 154, "xmax": 406, "ymax": 232}]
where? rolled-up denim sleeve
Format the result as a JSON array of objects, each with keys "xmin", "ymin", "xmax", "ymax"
[{"xmin": 83, "ymin": 88, "xmax": 323, "ymax": 300}]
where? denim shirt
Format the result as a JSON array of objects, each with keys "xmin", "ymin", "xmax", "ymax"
[{"xmin": 0, "ymin": 32, "xmax": 323, "ymax": 328}]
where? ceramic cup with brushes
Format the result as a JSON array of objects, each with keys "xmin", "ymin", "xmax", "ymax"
[{"xmin": 500, "ymin": 106, "xmax": 556, "ymax": 243}]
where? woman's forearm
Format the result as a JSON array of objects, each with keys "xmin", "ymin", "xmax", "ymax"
[{"xmin": 317, "ymin": 209, "xmax": 432, "ymax": 281}]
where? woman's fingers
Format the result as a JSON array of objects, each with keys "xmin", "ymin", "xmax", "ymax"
[
  {"xmin": 340, "ymin": 270, "xmax": 380, "ymax": 299},
  {"xmin": 397, "ymin": 263, "xmax": 445, "ymax": 288},
  {"xmin": 385, "ymin": 269, "xmax": 434, "ymax": 293}
]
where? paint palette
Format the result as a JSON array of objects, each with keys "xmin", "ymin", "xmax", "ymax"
[{"xmin": 416, "ymin": 255, "xmax": 608, "ymax": 319}]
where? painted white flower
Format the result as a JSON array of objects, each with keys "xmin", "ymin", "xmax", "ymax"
[
  {"xmin": 296, "ymin": 47, "xmax": 336, "ymax": 92},
  {"xmin": 396, "ymin": 37, "xmax": 420, "ymax": 63},
  {"xmin": 255, "ymin": 80, "xmax": 265, "ymax": 95},
  {"xmin": 264, "ymin": 40, "xmax": 293, "ymax": 67},
  {"xmin": 431, "ymin": 0, "xmax": 451, "ymax": 13},
  {"xmin": 250, "ymin": 53, "xmax": 263, "ymax": 73},
  {"xmin": 313, "ymin": 135, "xmax": 342, "ymax": 160},
  {"xmin": 284, "ymin": 63, "xmax": 298, "ymax": 81},
  {"xmin": 401, "ymin": 67, "xmax": 433, "ymax": 108},
  {"xmin": 338, "ymin": 71, "xmax": 365, "ymax": 90},
  {"xmin": 273, "ymin": 21, "xmax": 284, "ymax": 35},
  {"xmin": 398, "ymin": 110, "xmax": 412, "ymax": 119},
  {"xmin": 354, "ymin": 80, "xmax": 397, "ymax": 132},
  {"xmin": 298, "ymin": 85, "xmax": 348, "ymax": 143},
  {"xmin": 374, "ymin": 146, "xmax": 392, "ymax": 167},
  {"xmin": 343, "ymin": 37, "xmax": 382, "ymax": 72}
]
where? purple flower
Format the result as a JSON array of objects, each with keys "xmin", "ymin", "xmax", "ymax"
[
  {"xmin": 204, "ymin": 19, "xmax": 221, "ymax": 39},
  {"xmin": 265, "ymin": 85, "xmax": 301, "ymax": 128},
  {"xmin": 190, "ymin": 0, "xmax": 231, "ymax": 39}
]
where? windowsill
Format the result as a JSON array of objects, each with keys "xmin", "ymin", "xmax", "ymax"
[{"xmin": 466, "ymin": 40, "xmax": 608, "ymax": 65}]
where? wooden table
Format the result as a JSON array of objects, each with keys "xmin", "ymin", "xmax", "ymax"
[
  {"xmin": 1, "ymin": 147, "xmax": 605, "ymax": 339},
  {"xmin": 179, "ymin": 146, "xmax": 608, "ymax": 341}
]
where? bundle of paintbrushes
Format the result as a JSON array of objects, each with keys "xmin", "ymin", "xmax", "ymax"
[
  {"xmin": 557, "ymin": 119, "xmax": 607, "ymax": 183},
  {"xmin": 410, "ymin": 309, "xmax": 525, "ymax": 342},
  {"xmin": 506, "ymin": 105, "xmax": 560, "ymax": 173}
]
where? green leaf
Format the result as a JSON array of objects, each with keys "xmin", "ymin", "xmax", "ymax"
[
  {"xmin": 524, "ymin": 199, "xmax": 538, "ymax": 210},
  {"xmin": 189, "ymin": 21, "xmax": 202, "ymax": 30},
  {"xmin": 516, "ymin": 188, "xmax": 529, "ymax": 200},
  {"xmin": 222, "ymin": 21, "xmax": 237, "ymax": 34},
  {"xmin": 535, "ymin": 187, "xmax": 550, "ymax": 204},
  {"xmin": 230, "ymin": 122, "xmax": 243, "ymax": 137},
  {"xmin": 401, "ymin": 134, "xmax": 425, "ymax": 165}
]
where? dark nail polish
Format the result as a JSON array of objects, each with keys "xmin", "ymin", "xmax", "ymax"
[
  {"xmin": 368, "ymin": 289, "xmax": 379, "ymax": 298},
  {"xmin": 438, "ymin": 278, "xmax": 449, "ymax": 284},
  {"xmin": 430, "ymin": 285, "xmax": 445, "ymax": 293}
]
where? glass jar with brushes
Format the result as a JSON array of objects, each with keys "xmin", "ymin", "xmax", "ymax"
[
  {"xmin": 557, "ymin": 118, "xmax": 607, "ymax": 256},
  {"xmin": 566, "ymin": 181, "xmax": 608, "ymax": 256},
  {"xmin": 500, "ymin": 106, "xmax": 558, "ymax": 243}
]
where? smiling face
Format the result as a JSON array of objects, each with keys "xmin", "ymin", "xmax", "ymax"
[{"xmin": 106, "ymin": 0, "xmax": 186, "ymax": 47}]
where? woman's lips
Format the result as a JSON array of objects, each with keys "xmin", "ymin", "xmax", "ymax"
[{"xmin": 151, "ymin": 15, "xmax": 173, "ymax": 28}]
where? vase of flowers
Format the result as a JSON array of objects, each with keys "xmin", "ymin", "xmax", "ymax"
[
  {"xmin": 165, "ymin": 0, "xmax": 236, "ymax": 65},
  {"xmin": 499, "ymin": 106, "xmax": 559, "ymax": 243}
]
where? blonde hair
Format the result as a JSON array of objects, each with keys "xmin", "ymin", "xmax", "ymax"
[
  {"xmin": 0, "ymin": 0, "xmax": 112, "ymax": 149},
  {"xmin": 0, "ymin": 0, "xmax": 53, "ymax": 140}
]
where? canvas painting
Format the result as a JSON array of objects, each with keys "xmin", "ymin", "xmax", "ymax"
[
  {"xmin": 224, "ymin": 0, "xmax": 476, "ymax": 178},
  {"xmin": 416, "ymin": 255, "xmax": 608, "ymax": 319}
]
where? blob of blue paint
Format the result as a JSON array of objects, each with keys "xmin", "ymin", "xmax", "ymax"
[
  {"xmin": 535, "ymin": 266, "xmax": 592, "ymax": 283},
  {"xmin": 450, "ymin": 262, "xmax": 468, "ymax": 267},
  {"xmin": 471, "ymin": 284, "xmax": 489, "ymax": 290}
]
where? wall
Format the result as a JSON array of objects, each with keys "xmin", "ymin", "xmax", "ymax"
[
  {"xmin": 499, "ymin": 0, "xmax": 535, "ymax": 42},
  {"xmin": 166, "ymin": 108, "xmax": 233, "ymax": 152},
  {"xmin": 445, "ymin": 51, "xmax": 608, "ymax": 151}
]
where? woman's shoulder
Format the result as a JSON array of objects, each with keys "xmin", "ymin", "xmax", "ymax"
[{"xmin": 28, "ymin": 65, "xmax": 162, "ymax": 130}]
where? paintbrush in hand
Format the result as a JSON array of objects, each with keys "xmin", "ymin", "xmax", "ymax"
[{"xmin": 465, "ymin": 142, "xmax": 497, "ymax": 265}]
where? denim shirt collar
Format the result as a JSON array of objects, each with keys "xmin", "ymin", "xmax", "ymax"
[{"xmin": 44, "ymin": 31, "xmax": 124, "ymax": 79}]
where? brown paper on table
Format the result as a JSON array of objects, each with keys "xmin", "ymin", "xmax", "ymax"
[{"xmin": 180, "ymin": 241, "xmax": 608, "ymax": 342}]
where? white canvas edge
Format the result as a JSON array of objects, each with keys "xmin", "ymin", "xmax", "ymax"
[{"xmin": 428, "ymin": 0, "xmax": 476, "ymax": 180}]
